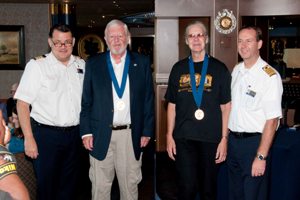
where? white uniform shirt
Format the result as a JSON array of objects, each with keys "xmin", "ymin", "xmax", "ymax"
[
  {"xmin": 228, "ymin": 57, "xmax": 283, "ymax": 133},
  {"xmin": 14, "ymin": 52, "xmax": 85, "ymax": 126},
  {"xmin": 110, "ymin": 52, "xmax": 131, "ymax": 125}
]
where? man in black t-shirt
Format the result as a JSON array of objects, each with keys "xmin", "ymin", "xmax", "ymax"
[{"xmin": 165, "ymin": 21, "xmax": 231, "ymax": 200}]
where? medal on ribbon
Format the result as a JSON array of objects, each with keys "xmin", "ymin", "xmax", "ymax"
[
  {"xmin": 116, "ymin": 100, "xmax": 126, "ymax": 111},
  {"xmin": 107, "ymin": 51, "xmax": 130, "ymax": 111},
  {"xmin": 189, "ymin": 54, "xmax": 209, "ymax": 120}
]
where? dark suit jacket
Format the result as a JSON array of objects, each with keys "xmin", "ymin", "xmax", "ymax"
[{"xmin": 80, "ymin": 51, "xmax": 154, "ymax": 160}]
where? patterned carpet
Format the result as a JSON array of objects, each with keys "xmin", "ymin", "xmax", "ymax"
[
  {"xmin": 15, "ymin": 153, "xmax": 37, "ymax": 200},
  {"xmin": 13, "ymin": 143, "xmax": 178, "ymax": 200}
]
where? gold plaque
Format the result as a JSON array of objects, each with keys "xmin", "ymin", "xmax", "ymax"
[
  {"xmin": 214, "ymin": 9, "xmax": 236, "ymax": 34},
  {"xmin": 220, "ymin": 16, "xmax": 232, "ymax": 30}
]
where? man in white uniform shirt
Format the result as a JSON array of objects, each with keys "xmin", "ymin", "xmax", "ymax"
[
  {"xmin": 15, "ymin": 24, "xmax": 85, "ymax": 200},
  {"xmin": 227, "ymin": 26, "xmax": 283, "ymax": 200}
]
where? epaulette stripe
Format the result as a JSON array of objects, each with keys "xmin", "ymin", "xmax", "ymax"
[
  {"xmin": 262, "ymin": 65, "xmax": 276, "ymax": 77},
  {"xmin": 33, "ymin": 55, "xmax": 46, "ymax": 60}
]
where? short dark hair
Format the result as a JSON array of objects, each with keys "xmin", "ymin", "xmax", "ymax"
[
  {"xmin": 49, "ymin": 24, "xmax": 74, "ymax": 38},
  {"xmin": 239, "ymin": 26, "xmax": 263, "ymax": 41}
]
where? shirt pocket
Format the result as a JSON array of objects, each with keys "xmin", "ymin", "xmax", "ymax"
[
  {"xmin": 41, "ymin": 77, "xmax": 59, "ymax": 92},
  {"xmin": 244, "ymin": 88, "xmax": 259, "ymax": 110}
]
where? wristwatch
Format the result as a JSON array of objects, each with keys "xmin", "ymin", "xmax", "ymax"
[{"xmin": 256, "ymin": 153, "xmax": 267, "ymax": 160}]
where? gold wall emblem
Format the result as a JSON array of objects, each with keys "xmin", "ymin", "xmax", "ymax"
[{"xmin": 214, "ymin": 9, "xmax": 237, "ymax": 34}]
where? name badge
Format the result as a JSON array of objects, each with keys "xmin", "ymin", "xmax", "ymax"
[
  {"xmin": 77, "ymin": 68, "xmax": 83, "ymax": 74},
  {"xmin": 246, "ymin": 89, "xmax": 256, "ymax": 97}
]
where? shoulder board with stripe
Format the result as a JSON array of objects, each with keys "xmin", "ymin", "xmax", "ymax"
[
  {"xmin": 33, "ymin": 55, "xmax": 46, "ymax": 60},
  {"xmin": 262, "ymin": 65, "xmax": 276, "ymax": 77}
]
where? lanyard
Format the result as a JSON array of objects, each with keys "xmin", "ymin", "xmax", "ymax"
[
  {"xmin": 106, "ymin": 51, "xmax": 130, "ymax": 98},
  {"xmin": 188, "ymin": 54, "xmax": 209, "ymax": 108}
]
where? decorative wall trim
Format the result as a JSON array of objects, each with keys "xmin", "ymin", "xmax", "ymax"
[{"xmin": 155, "ymin": 73, "xmax": 169, "ymax": 84}]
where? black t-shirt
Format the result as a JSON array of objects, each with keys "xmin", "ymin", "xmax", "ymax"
[
  {"xmin": 6, "ymin": 97, "xmax": 16, "ymax": 118},
  {"xmin": 165, "ymin": 56, "xmax": 231, "ymax": 143}
]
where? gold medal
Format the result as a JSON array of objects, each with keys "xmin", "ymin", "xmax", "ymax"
[
  {"xmin": 194, "ymin": 109, "xmax": 204, "ymax": 120},
  {"xmin": 116, "ymin": 100, "xmax": 126, "ymax": 111}
]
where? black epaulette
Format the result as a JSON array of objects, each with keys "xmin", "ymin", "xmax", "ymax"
[
  {"xmin": 262, "ymin": 65, "xmax": 276, "ymax": 77},
  {"xmin": 33, "ymin": 55, "xmax": 46, "ymax": 60}
]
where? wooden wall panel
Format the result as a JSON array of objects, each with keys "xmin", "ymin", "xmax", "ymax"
[{"xmin": 155, "ymin": 85, "xmax": 168, "ymax": 152}]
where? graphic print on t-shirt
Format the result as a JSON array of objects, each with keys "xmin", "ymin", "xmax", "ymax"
[{"xmin": 178, "ymin": 73, "xmax": 212, "ymax": 92}]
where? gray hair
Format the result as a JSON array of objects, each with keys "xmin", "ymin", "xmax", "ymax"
[
  {"xmin": 104, "ymin": 19, "xmax": 130, "ymax": 38},
  {"xmin": 185, "ymin": 21, "xmax": 208, "ymax": 38}
]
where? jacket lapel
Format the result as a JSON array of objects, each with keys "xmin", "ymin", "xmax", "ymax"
[{"xmin": 128, "ymin": 52, "xmax": 137, "ymax": 110}]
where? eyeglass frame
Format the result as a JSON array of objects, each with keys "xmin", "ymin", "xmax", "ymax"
[
  {"xmin": 50, "ymin": 39, "xmax": 74, "ymax": 47},
  {"xmin": 186, "ymin": 33, "xmax": 207, "ymax": 40}
]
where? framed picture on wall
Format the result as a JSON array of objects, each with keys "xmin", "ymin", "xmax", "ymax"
[{"xmin": 0, "ymin": 25, "xmax": 25, "ymax": 70}]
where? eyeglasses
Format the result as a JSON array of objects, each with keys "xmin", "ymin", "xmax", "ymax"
[
  {"xmin": 51, "ymin": 39, "xmax": 73, "ymax": 47},
  {"xmin": 187, "ymin": 33, "xmax": 206, "ymax": 39}
]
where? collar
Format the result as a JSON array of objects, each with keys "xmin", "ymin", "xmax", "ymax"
[
  {"xmin": 238, "ymin": 56, "xmax": 263, "ymax": 76},
  {"xmin": 48, "ymin": 52, "xmax": 75, "ymax": 66},
  {"xmin": 109, "ymin": 50, "xmax": 127, "ymax": 65}
]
